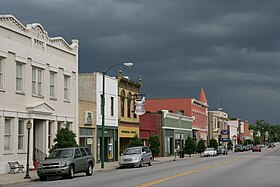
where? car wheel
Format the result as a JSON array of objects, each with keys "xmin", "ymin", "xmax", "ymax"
[
  {"xmin": 68, "ymin": 165, "xmax": 74, "ymax": 179},
  {"xmin": 148, "ymin": 158, "xmax": 152, "ymax": 166},
  {"xmin": 86, "ymin": 163, "xmax": 93, "ymax": 176},
  {"xmin": 40, "ymin": 176, "xmax": 47, "ymax": 181}
]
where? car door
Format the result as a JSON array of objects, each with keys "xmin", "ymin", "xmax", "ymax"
[
  {"xmin": 74, "ymin": 148, "xmax": 83, "ymax": 172},
  {"xmin": 143, "ymin": 147, "xmax": 150, "ymax": 163},
  {"xmin": 79, "ymin": 148, "xmax": 89, "ymax": 171}
]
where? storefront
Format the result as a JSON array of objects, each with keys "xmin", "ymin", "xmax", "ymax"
[
  {"xmin": 79, "ymin": 127, "xmax": 95, "ymax": 157},
  {"xmin": 97, "ymin": 127, "xmax": 118, "ymax": 162},
  {"xmin": 118, "ymin": 126, "xmax": 139, "ymax": 156}
]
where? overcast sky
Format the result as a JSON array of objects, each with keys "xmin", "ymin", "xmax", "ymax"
[{"xmin": 2, "ymin": 0, "xmax": 280, "ymax": 124}]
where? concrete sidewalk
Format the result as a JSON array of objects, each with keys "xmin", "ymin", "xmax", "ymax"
[{"xmin": 0, "ymin": 155, "xmax": 199, "ymax": 187}]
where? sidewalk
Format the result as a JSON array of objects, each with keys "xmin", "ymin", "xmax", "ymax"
[{"xmin": 0, "ymin": 155, "xmax": 199, "ymax": 187}]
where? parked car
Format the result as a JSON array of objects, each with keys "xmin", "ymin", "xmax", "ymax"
[
  {"xmin": 119, "ymin": 146, "xmax": 153, "ymax": 168},
  {"xmin": 268, "ymin": 143, "xmax": 275, "ymax": 148},
  {"xmin": 252, "ymin": 145, "xmax": 262, "ymax": 152},
  {"xmin": 203, "ymin": 148, "xmax": 217, "ymax": 157},
  {"xmin": 234, "ymin": 144, "xmax": 243, "ymax": 152},
  {"xmin": 37, "ymin": 147, "xmax": 95, "ymax": 181},
  {"xmin": 217, "ymin": 146, "xmax": 228, "ymax": 155}
]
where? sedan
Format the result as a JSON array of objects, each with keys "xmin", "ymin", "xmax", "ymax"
[
  {"xmin": 252, "ymin": 145, "xmax": 262, "ymax": 152},
  {"xmin": 203, "ymin": 148, "xmax": 217, "ymax": 157}
]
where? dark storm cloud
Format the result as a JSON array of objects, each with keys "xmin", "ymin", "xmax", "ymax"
[{"xmin": 2, "ymin": 0, "xmax": 280, "ymax": 124}]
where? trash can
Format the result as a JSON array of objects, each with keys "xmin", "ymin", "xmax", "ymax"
[{"xmin": 179, "ymin": 150, "xmax": 184, "ymax": 158}]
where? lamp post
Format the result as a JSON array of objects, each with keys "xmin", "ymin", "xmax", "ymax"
[
  {"xmin": 100, "ymin": 61, "xmax": 133, "ymax": 168},
  {"xmin": 24, "ymin": 120, "xmax": 32, "ymax": 179}
]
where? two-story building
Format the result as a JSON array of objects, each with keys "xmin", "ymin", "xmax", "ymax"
[
  {"xmin": 145, "ymin": 88, "xmax": 208, "ymax": 145},
  {"xmin": 116, "ymin": 68, "xmax": 142, "ymax": 156},
  {"xmin": 0, "ymin": 15, "xmax": 79, "ymax": 173},
  {"xmin": 208, "ymin": 110, "xmax": 229, "ymax": 147},
  {"xmin": 79, "ymin": 73, "xmax": 119, "ymax": 162}
]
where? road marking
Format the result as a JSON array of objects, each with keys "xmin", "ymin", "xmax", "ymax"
[{"xmin": 135, "ymin": 158, "xmax": 240, "ymax": 187}]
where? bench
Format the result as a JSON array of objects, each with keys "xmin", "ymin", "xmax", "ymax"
[{"xmin": 8, "ymin": 161, "xmax": 24, "ymax": 174}]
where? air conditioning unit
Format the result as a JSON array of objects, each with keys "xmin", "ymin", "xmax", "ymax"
[{"xmin": 84, "ymin": 111, "xmax": 93, "ymax": 125}]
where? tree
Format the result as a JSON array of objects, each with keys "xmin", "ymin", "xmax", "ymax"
[
  {"xmin": 196, "ymin": 139, "xmax": 206, "ymax": 155},
  {"xmin": 128, "ymin": 134, "xmax": 143, "ymax": 147},
  {"xmin": 209, "ymin": 138, "xmax": 218, "ymax": 149},
  {"xmin": 50, "ymin": 128, "xmax": 78, "ymax": 153},
  {"xmin": 184, "ymin": 136, "xmax": 196, "ymax": 157},
  {"xmin": 148, "ymin": 135, "xmax": 160, "ymax": 158},
  {"xmin": 227, "ymin": 140, "xmax": 233, "ymax": 150}
]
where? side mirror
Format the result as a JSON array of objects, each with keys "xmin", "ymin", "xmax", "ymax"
[
  {"xmin": 143, "ymin": 151, "xmax": 146, "ymax": 154},
  {"xmin": 44, "ymin": 156, "xmax": 48, "ymax": 160}
]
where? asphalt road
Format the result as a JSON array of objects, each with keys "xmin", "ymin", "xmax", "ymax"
[{"xmin": 12, "ymin": 146, "xmax": 280, "ymax": 187}]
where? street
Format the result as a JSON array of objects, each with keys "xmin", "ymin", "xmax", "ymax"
[{"xmin": 11, "ymin": 146, "xmax": 280, "ymax": 187}]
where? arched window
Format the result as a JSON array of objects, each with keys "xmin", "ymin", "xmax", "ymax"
[
  {"xmin": 133, "ymin": 94, "xmax": 138, "ymax": 118},
  {"xmin": 121, "ymin": 90, "xmax": 125, "ymax": 117},
  {"xmin": 127, "ymin": 92, "xmax": 132, "ymax": 118}
]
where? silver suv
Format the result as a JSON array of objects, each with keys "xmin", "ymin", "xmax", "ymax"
[
  {"xmin": 119, "ymin": 146, "xmax": 153, "ymax": 168},
  {"xmin": 37, "ymin": 147, "xmax": 95, "ymax": 181}
]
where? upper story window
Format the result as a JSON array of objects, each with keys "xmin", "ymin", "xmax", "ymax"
[
  {"xmin": 50, "ymin": 71, "xmax": 56, "ymax": 98},
  {"xmin": 32, "ymin": 67, "xmax": 43, "ymax": 96},
  {"xmin": 127, "ymin": 93, "xmax": 132, "ymax": 118},
  {"xmin": 16, "ymin": 62, "xmax": 24, "ymax": 93},
  {"xmin": 121, "ymin": 90, "xmax": 125, "ymax": 117},
  {"xmin": 64, "ymin": 75, "xmax": 70, "ymax": 101},
  {"xmin": 110, "ymin": 97, "xmax": 114, "ymax": 116},
  {"xmin": 0, "ymin": 57, "xmax": 4, "ymax": 89}
]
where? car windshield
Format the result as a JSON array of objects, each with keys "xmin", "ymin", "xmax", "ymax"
[
  {"xmin": 218, "ymin": 146, "xmax": 224, "ymax": 149},
  {"xmin": 49, "ymin": 149, "xmax": 74, "ymax": 158},
  {"xmin": 124, "ymin": 148, "xmax": 141, "ymax": 155},
  {"xmin": 205, "ymin": 148, "xmax": 213, "ymax": 151}
]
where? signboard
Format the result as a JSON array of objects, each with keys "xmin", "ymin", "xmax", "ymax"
[
  {"xmin": 221, "ymin": 130, "xmax": 230, "ymax": 135},
  {"xmin": 220, "ymin": 138, "xmax": 230, "ymax": 142}
]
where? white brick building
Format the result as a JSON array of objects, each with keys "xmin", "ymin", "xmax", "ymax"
[{"xmin": 0, "ymin": 15, "xmax": 79, "ymax": 174}]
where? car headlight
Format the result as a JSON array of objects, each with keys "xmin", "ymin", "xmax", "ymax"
[
  {"xmin": 133, "ymin": 157, "xmax": 139, "ymax": 161},
  {"xmin": 59, "ymin": 161, "xmax": 67, "ymax": 167}
]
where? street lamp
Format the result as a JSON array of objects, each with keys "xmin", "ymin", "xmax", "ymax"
[
  {"xmin": 100, "ymin": 61, "xmax": 133, "ymax": 168},
  {"xmin": 24, "ymin": 120, "xmax": 32, "ymax": 179}
]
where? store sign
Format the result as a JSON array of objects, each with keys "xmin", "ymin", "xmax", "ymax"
[
  {"xmin": 221, "ymin": 130, "xmax": 229, "ymax": 135},
  {"xmin": 121, "ymin": 130, "xmax": 137, "ymax": 134},
  {"xmin": 220, "ymin": 138, "xmax": 230, "ymax": 142}
]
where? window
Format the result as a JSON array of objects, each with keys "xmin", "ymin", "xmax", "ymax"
[
  {"xmin": 50, "ymin": 71, "xmax": 56, "ymax": 98},
  {"xmin": 64, "ymin": 75, "xmax": 70, "ymax": 100},
  {"xmin": 127, "ymin": 93, "xmax": 132, "ymax": 118},
  {"xmin": 32, "ymin": 67, "xmax": 43, "ymax": 96},
  {"xmin": 4, "ymin": 119, "xmax": 11, "ymax": 151},
  {"xmin": 121, "ymin": 90, "xmax": 125, "ymax": 117},
  {"xmin": 16, "ymin": 62, "xmax": 24, "ymax": 92},
  {"xmin": 110, "ymin": 97, "xmax": 114, "ymax": 116},
  {"xmin": 177, "ymin": 110, "xmax": 184, "ymax": 115},
  {"xmin": 48, "ymin": 122, "xmax": 52, "ymax": 149},
  {"xmin": 100, "ymin": 94, "xmax": 103, "ymax": 115},
  {"xmin": 0, "ymin": 57, "xmax": 4, "ymax": 89},
  {"xmin": 18, "ymin": 119, "xmax": 24, "ymax": 150}
]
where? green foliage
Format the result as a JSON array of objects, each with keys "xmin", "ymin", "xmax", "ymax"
[
  {"xmin": 148, "ymin": 135, "xmax": 160, "ymax": 157},
  {"xmin": 128, "ymin": 134, "xmax": 143, "ymax": 147},
  {"xmin": 244, "ymin": 139, "xmax": 253, "ymax": 145},
  {"xmin": 209, "ymin": 138, "xmax": 218, "ymax": 149},
  {"xmin": 50, "ymin": 128, "xmax": 78, "ymax": 153},
  {"xmin": 227, "ymin": 141, "xmax": 233, "ymax": 150},
  {"xmin": 184, "ymin": 136, "xmax": 196, "ymax": 156},
  {"xmin": 196, "ymin": 139, "xmax": 206, "ymax": 154}
]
